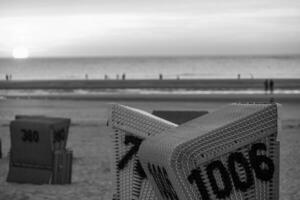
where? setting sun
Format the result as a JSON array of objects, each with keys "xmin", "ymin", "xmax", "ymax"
[{"xmin": 12, "ymin": 47, "xmax": 29, "ymax": 59}]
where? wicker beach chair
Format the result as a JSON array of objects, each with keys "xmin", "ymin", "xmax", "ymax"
[
  {"xmin": 7, "ymin": 116, "xmax": 72, "ymax": 184},
  {"xmin": 15, "ymin": 115, "xmax": 71, "ymax": 150},
  {"xmin": 108, "ymin": 104, "xmax": 178, "ymax": 200},
  {"xmin": 138, "ymin": 103, "xmax": 280, "ymax": 200}
]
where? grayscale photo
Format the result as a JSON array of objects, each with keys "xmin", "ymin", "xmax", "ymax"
[{"xmin": 0, "ymin": 0, "xmax": 299, "ymax": 199}]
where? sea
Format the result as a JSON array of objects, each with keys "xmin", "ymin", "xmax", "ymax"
[
  {"xmin": 0, "ymin": 55, "xmax": 300, "ymax": 95},
  {"xmin": 0, "ymin": 55, "xmax": 300, "ymax": 80}
]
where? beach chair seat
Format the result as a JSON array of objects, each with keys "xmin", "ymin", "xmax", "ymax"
[
  {"xmin": 7, "ymin": 148, "xmax": 73, "ymax": 184},
  {"xmin": 139, "ymin": 103, "xmax": 280, "ymax": 200},
  {"xmin": 7, "ymin": 165, "xmax": 53, "ymax": 184},
  {"xmin": 152, "ymin": 110, "xmax": 208, "ymax": 125}
]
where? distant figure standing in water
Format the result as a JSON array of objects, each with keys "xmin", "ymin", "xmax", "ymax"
[
  {"xmin": 264, "ymin": 79, "xmax": 269, "ymax": 94},
  {"xmin": 270, "ymin": 79, "xmax": 274, "ymax": 94}
]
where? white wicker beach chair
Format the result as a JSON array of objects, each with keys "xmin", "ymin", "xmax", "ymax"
[
  {"xmin": 138, "ymin": 103, "xmax": 280, "ymax": 200},
  {"xmin": 108, "ymin": 104, "xmax": 178, "ymax": 200},
  {"xmin": 7, "ymin": 117, "xmax": 72, "ymax": 184}
]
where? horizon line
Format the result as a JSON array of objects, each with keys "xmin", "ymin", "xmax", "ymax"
[{"xmin": 0, "ymin": 53, "xmax": 300, "ymax": 59}]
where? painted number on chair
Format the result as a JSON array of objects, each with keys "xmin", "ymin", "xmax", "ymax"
[
  {"xmin": 187, "ymin": 143, "xmax": 275, "ymax": 199},
  {"xmin": 54, "ymin": 128, "xmax": 66, "ymax": 143},
  {"xmin": 148, "ymin": 163, "xmax": 180, "ymax": 200},
  {"xmin": 117, "ymin": 135, "xmax": 146, "ymax": 179},
  {"xmin": 21, "ymin": 129, "xmax": 39, "ymax": 143}
]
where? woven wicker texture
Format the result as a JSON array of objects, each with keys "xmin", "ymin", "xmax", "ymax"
[
  {"xmin": 139, "ymin": 103, "xmax": 280, "ymax": 200},
  {"xmin": 108, "ymin": 104, "xmax": 177, "ymax": 200}
]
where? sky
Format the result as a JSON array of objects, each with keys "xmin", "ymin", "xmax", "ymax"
[{"xmin": 0, "ymin": 0, "xmax": 300, "ymax": 57}]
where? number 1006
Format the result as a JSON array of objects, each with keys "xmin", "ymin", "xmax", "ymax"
[{"xmin": 188, "ymin": 143, "xmax": 275, "ymax": 199}]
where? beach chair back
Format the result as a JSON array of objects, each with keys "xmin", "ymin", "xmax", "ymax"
[
  {"xmin": 15, "ymin": 115, "xmax": 71, "ymax": 149},
  {"xmin": 10, "ymin": 119, "xmax": 54, "ymax": 167},
  {"xmin": 139, "ymin": 103, "xmax": 280, "ymax": 200},
  {"xmin": 108, "ymin": 104, "xmax": 177, "ymax": 200}
]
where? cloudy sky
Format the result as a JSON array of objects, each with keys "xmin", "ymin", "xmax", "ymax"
[{"xmin": 0, "ymin": 0, "xmax": 300, "ymax": 57}]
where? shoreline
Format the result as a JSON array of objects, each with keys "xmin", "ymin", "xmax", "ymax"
[{"xmin": 1, "ymin": 78, "xmax": 300, "ymax": 90}]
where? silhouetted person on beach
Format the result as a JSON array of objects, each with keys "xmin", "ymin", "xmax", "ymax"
[
  {"xmin": 122, "ymin": 73, "xmax": 126, "ymax": 80},
  {"xmin": 264, "ymin": 79, "xmax": 269, "ymax": 94},
  {"xmin": 159, "ymin": 73, "xmax": 163, "ymax": 80},
  {"xmin": 270, "ymin": 79, "xmax": 274, "ymax": 94},
  {"xmin": 104, "ymin": 74, "xmax": 108, "ymax": 80},
  {"xmin": 5, "ymin": 74, "xmax": 8, "ymax": 81}
]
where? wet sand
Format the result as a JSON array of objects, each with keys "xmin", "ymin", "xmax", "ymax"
[
  {"xmin": 0, "ymin": 98, "xmax": 300, "ymax": 200},
  {"xmin": 1, "ymin": 78, "xmax": 300, "ymax": 90}
]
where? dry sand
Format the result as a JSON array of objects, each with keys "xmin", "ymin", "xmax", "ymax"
[{"xmin": 0, "ymin": 97, "xmax": 300, "ymax": 200}]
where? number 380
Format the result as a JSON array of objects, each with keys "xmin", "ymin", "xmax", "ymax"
[
  {"xmin": 21, "ymin": 129, "xmax": 39, "ymax": 143},
  {"xmin": 188, "ymin": 143, "xmax": 275, "ymax": 199}
]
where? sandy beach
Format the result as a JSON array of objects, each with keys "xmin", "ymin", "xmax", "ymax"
[{"xmin": 1, "ymin": 96, "xmax": 300, "ymax": 200}]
